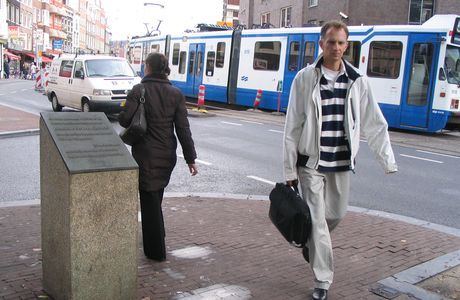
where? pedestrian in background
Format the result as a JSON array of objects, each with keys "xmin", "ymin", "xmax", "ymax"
[
  {"xmin": 119, "ymin": 52, "xmax": 198, "ymax": 261},
  {"xmin": 283, "ymin": 20, "xmax": 398, "ymax": 300},
  {"xmin": 3, "ymin": 56, "xmax": 10, "ymax": 79}
]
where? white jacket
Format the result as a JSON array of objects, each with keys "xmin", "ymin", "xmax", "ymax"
[{"xmin": 283, "ymin": 56, "xmax": 398, "ymax": 181}]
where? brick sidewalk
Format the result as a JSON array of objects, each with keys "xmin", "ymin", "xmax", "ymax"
[
  {"xmin": 1, "ymin": 197, "xmax": 460, "ymax": 299},
  {"xmin": 0, "ymin": 105, "xmax": 39, "ymax": 133}
]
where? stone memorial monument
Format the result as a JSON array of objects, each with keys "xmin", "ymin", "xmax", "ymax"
[{"xmin": 40, "ymin": 112, "xmax": 138, "ymax": 300}]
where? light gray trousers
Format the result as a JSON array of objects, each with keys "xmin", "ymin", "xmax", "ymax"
[{"xmin": 298, "ymin": 166, "xmax": 350, "ymax": 290}]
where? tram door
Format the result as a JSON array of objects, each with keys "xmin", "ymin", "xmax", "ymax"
[
  {"xmin": 285, "ymin": 35, "xmax": 318, "ymax": 98},
  {"xmin": 186, "ymin": 43, "xmax": 205, "ymax": 97},
  {"xmin": 401, "ymin": 35, "xmax": 439, "ymax": 128}
]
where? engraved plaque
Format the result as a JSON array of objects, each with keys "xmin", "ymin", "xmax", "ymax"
[{"xmin": 41, "ymin": 112, "xmax": 138, "ymax": 174}]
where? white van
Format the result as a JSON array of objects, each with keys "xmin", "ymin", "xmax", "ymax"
[{"xmin": 46, "ymin": 54, "xmax": 141, "ymax": 113}]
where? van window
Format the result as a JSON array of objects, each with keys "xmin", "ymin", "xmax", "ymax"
[
  {"xmin": 73, "ymin": 61, "xmax": 84, "ymax": 78},
  {"xmin": 85, "ymin": 59, "xmax": 136, "ymax": 77},
  {"xmin": 59, "ymin": 60, "xmax": 73, "ymax": 78},
  {"xmin": 253, "ymin": 41, "xmax": 281, "ymax": 71},
  {"xmin": 216, "ymin": 42, "xmax": 225, "ymax": 68},
  {"xmin": 367, "ymin": 41, "xmax": 402, "ymax": 79}
]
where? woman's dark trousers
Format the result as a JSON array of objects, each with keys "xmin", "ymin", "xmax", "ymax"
[{"xmin": 139, "ymin": 189, "xmax": 166, "ymax": 261}]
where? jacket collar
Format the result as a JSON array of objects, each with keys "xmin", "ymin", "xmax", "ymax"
[
  {"xmin": 141, "ymin": 75, "xmax": 171, "ymax": 85},
  {"xmin": 313, "ymin": 54, "xmax": 361, "ymax": 81}
]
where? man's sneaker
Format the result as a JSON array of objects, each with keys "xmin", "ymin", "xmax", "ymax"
[
  {"xmin": 312, "ymin": 288, "xmax": 328, "ymax": 300},
  {"xmin": 302, "ymin": 246, "xmax": 309, "ymax": 263}
]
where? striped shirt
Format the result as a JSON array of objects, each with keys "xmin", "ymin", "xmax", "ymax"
[{"xmin": 318, "ymin": 64, "xmax": 351, "ymax": 172}]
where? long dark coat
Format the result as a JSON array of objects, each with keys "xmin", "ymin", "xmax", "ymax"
[{"xmin": 119, "ymin": 75, "xmax": 197, "ymax": 191}]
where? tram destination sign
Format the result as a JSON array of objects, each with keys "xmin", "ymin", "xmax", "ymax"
[{"xmin": 40, "ymin": 112, "xmax": 138, "ymax": 174}]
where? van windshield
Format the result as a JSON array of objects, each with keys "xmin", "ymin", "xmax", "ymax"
[{"xmin": 85, "ymin": 59, "xmax": 136, "ymax": 77}]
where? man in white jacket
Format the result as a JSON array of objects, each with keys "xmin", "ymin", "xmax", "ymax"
[{"xmin": 283, "ymin": 20, "xmax": 398, "ymax": 300}]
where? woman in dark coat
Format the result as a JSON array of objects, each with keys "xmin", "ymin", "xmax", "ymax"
[{"xmin": 119, "ymin": 52, "xmax": 198, "ymax": 261}]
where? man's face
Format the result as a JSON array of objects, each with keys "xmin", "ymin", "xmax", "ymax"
[{"xmin": 319, "ymin": 27, "xmax": 349, "ymax": 66}]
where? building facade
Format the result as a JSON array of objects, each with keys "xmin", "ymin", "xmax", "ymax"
[
  {"xmin": 222, "ymin": 0, "xmax": 240, "ymax": 26},
  {"xmin": 3, "ymin": 0, "xmax": 109, "ymax": 63},
  {"xmin": 239, "ymin": 0, "xmax": 460, "ymax": 29}
]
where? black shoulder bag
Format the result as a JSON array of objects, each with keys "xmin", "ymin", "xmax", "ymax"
[
  {"xmin": 119, "ymin": 84, "xmax": 147, "ymax": 146},
  {"xmin": 269, "ymin": 183, "xmax": 312, "ymax": 248}
]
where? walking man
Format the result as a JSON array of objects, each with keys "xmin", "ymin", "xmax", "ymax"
[{"xmin": 283, "ymin": 20, "xmax": 398, "ymax": 300}]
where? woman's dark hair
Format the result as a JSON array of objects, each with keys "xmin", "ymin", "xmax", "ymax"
[{"xmin": 145, "ymin": 52, "xmax": 170, "ymax": 78}]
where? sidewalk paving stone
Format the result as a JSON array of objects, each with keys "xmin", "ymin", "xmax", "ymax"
[{"xmin": 1, "ymin": 197, "xmax": 459, "ymax": 299}]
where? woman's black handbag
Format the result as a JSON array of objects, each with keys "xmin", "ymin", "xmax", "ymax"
[
  {"xmin": 269, "ymin": 183, "xmax": 312, "ymax": 248},
  {"xmin": 119, "ymin": 85, "xmax": 147, "ymax": 146}
]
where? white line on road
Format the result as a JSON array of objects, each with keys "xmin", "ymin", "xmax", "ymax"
[
  {"xmin": 268, "ymin": 129, "xmax": 284, "ymax": 134},
  {"xmin": 221, "ymin": 121, "xmax": 242, "ymax": 126},
  {"xmin": 240, "ymin": 120, "xmax": 264, "ymax": 125},
  {"xmin": 22, "ymin": 89, "xmax": 29, "ymax": 92},
  {"xmin": 399, "ymin": 154, "xmax": 443, "ymax": 164},
  {"xmin": 416, "ymin": 150, "xmax": 459, "ymax": 159},
  {"xmin": 247, "ymin": 175, "xmax": 276, "ymax": 186},
  {"xmin": 177, "ymin": 154, "xmax": 212, "ymax": 166},
  {"xmin": 10, "ymin": 91, "xmax": 17, "ymax": 94}
]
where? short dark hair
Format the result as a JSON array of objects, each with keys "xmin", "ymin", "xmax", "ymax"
[
  {"xmin": 320, "ymin": 20, "xmax": 349, "ymax": 39},
  {"xmin": 145, "ymin": 52, "xmax": 170, "ymax": 78}
]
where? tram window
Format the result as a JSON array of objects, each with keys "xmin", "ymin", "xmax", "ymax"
[
  {"xmin": 150, "ymin": 44, "xmax": 160, "ymax": 53},
  {"xmin": 188, "ymin": 51, "xmax": 195, "ymax": 74},
  {"xmin": 133, "ymin": 46, "xmax": 141, "ymax": 64},
  {"xmin": 206, "ymin": 51, "xmax": 215, "ymax": 76},
  {"xmin": 343, "ymin": 41, "xmax": 361, "ymax": 68},
  {"xmin": 253, "ymin": 41, "xmax": 281, "ymax": 71},
  {"xmin": 216, "ymin": 42, "xmax": 225, "ymax": 68},
  {"xmin": 407, "ymin": 43, "xmax": 434, "ymax": 106},
  {"xmin": 288, "ymin": 41, "xmax": 300, "ymax": 71},
  {"xmin": 196, "ymin": 51, "xmax": 203, "ymax": 75},
  {"xmin": 367, "ymin": 41, "xmax": 402, "ymax": 79},
  {"xmin": 303, "ymin": 42, "xmax": 315, "ymax": 68},
  {"xmin": 172, "ymin": 43, "xmax": 180, "ymax": 65},
  {"xmin": 179, "ymin": 51, "xmax": 187, "ymax": 74}
]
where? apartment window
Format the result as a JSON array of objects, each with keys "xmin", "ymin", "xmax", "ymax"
[
  {"xmin": 367, "ymin": 41, "xmax": 403, "ymax": 79},
  {"xmin": 261, "ymin": 12, "xmax": 270, "ymax": 26},
  {"xmin": 280, "ymin": 7, "xmax": 292, "ymax": 28},
  {"xmin": 206, "ymin": 51, "xmax": 215, "ymax": 76},
  {"xmin": 309, "ymin": 0, "xmax": 318, "ymax": 7},
  {"xmin": 253, "ymin": 41, "xmax": 281, "ymax": 71},
  {"xmin": 409, "ymin": 0, "xmax": 433, "ymax": 24},
  {"xmin": 216, "ymin": 42, "xmax": 225, "ymax": 68}
]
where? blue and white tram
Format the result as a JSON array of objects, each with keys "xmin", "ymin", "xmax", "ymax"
[{"xmin": 128, "ymin": 15, "xmax": 460, "ymax": 132}]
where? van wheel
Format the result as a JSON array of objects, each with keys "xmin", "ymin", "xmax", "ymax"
[
  {"xmin": 82, "ymin": 101, "xmax": 91, "ymax": 112},
  {"xmin": 51, "ymin": 94, "xmax": 63, "ymax": 112}
]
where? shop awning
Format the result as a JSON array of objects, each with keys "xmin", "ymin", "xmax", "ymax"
[
  {"xmin": 41, "ymin": 56, "xmax": 53, "ymax": 63},
  {"xmin": 25, "ymin": 53, "xmax": 35, "ymax": 59},
  {"xmin": 5, "ymin": 50, "xmax": 20, "ymax": 60}
]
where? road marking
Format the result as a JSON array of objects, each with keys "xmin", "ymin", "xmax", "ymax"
[
  {"xmin": 416, "ymin": 150, "xmax": 458, "ymax": 159},
  {"xmin": 400, "ymin": 154, "xmax": 443, "ymax": 164},
  {"xmin": 10, "ymin": 91, "xmax": 17, "ymax": 94},
  {"xmin": 177, "ymin": 154, "xmax": 212, "ymax": 166},
  {"xmin": 240, "ymin": 120, "xmax": 264, "ymax": 125},
  {"xmin": 247, "ymin": 175, "xmax": 276, "ymax": 186},
  {"xmin": 268, "ymin": 129, "xmax": 283, "ymax": 134},
  {"xmin": 22, "ymin": 89, "xmax": 29, "ymax": 92},
  {"xmin": 221, "ymin": 121, "xmax": 242, "ymax": 126}
]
